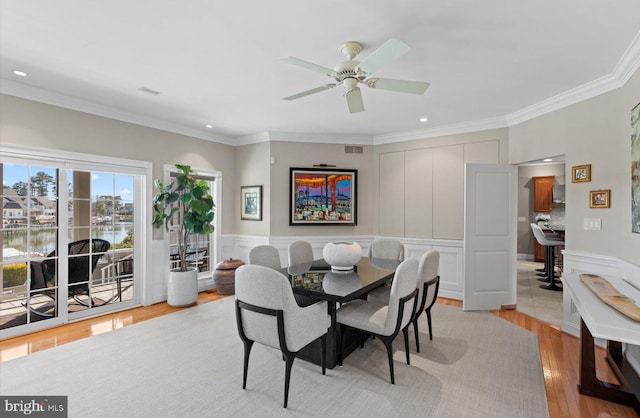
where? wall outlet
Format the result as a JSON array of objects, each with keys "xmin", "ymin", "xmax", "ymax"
[{"xmin": 583, "ymin": 218, "xmax": 602, "ymax": 230}]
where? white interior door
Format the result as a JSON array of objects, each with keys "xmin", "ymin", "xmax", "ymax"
[{"xmin": 463, "ymin": 163, "xmax": 517, "ymax": 311}]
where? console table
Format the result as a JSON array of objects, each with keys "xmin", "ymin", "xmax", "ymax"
[{"xmin": 563, "ymin": 273, "xmax": 640, "ymax": 414}]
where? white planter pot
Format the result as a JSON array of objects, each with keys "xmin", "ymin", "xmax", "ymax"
[
  {"xmin": 167, "ymin": 268, "xmax": 198, "ymax": 307},
  {"xmin": 323, "ymin": 241, "xmax": 362, "ymax": 272}
]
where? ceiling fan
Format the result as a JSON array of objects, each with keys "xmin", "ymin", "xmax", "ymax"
[{"xmin": 280, "ymin": 38, "xmax": 429, "ymax": 114}]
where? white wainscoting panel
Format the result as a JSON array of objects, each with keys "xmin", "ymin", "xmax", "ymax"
[
  {"xmin": 227, "ymin": 235, "xmax": 464, "ymax": 300},
  {"xmin": 151, "ymin": 239, "xmax": 167, "ymax": 304}
]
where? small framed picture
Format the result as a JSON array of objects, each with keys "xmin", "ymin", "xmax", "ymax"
[
  {"xmin": 241, "ymin": 185, "xmax": 262, "ymax": 220},
  {"xmin": 590, "ymin": 189, "xmax": 610, "ymax": 208},
  {"xmin": 572, "ymin": 164, "xmax": 591, "ymax": 183}
]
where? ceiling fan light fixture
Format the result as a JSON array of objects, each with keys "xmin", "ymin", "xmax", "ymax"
[
  {"xmin": 343, "ymin": 77, "xmax": 358, "ymax": 94},
  {"xmin": 205, "ymin": 124, "xmax": 213, "ymax": 129},
  {"xmin": 420, "ymin": 117, "xmax": 428, "ymax": 122}
]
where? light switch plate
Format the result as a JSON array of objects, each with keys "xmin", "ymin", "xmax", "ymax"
[
  {"xmin": 518, "ymin": 217, "xmax": 526, "ymax": 222},
  {"xmin": 583, "ymin": 218, "xmax": 602, "ymax": 230}
]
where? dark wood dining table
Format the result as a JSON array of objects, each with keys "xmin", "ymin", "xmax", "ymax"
[{"xmin": 282, "ymin": 257, "xmax": 400, "ymax": 368}]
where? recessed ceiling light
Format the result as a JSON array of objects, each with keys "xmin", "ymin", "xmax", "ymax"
[
  {"xmin": 205, "ymin": 124, "xmax": 213, "ymax": 129},
  {"xmin": 12, "ymin": 70, "xmax": 27, "ymax": 77},
  {"xmin": 419, "ymin": 117, "xmax": 428, "ymax": 123},
  {"xmin": 543, "ymin": 158, "xmax": 552, "ymax": 162}
]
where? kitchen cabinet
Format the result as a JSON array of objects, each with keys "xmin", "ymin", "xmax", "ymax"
[
  {"xmin": 533, "ymin": 176, "xmax": 554, "ymax": 212},
  {"xmin": 533, "ymin": 176, "xmax": 554, "ymax": 261}
]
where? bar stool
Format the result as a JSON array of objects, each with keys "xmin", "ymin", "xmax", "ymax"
[{"xmin": 530, "ymin": 223, "xmax": 564, "ymax": 291}]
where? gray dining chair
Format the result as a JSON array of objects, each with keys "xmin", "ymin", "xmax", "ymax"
[
  {"xmin": 336, "ymin": 257, "xmax": 419, "ymax": 384},
  {"xmin": 287, "ymin": 240, "xmax": 314, "ymax": 266},
  {"xmin": 414, "ymin": 251, "xmax": 440, "ymax": 349},
  {"xmin": 368, "ymin": 250, "xmax": 440, "ymax": 352},
  {"xmin": 248, "ymin": 245, "xmax": 282, "ymax": 270},
  {"xmin": 235, "ymin": 264, "xmax": 330, "ymax": 408},
  {"xmin": 368, "ymin": 238, "xmax": 405, "ymax": 261}
]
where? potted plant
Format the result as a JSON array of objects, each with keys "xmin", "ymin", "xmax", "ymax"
[{"xmin": 153, "ymin": 164, "xmax": 215, "ymax": 306}]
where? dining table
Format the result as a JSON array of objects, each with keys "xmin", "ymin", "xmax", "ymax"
[{"xmin": 281, "ymin": 257, "xmax": 401, "ymax": 368}]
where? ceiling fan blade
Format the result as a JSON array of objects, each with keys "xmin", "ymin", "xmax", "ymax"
[
  {"xmin": 366, "ymin": 78, "xmax": 430, "ymax": 95},
  {"xmin": 356, "ymin": 38, "xmax": 411, "ymax": 75},
  {"xmin": 346, "ymin": 88, "xmax": 364, "ymax": 113},
  {"xmin": 283, "ymin": 84, "xmax": 336, "ymax": 100},
  {"xmin": 280, "ymin": 57, "xmax": 336, "ymax": 76}
]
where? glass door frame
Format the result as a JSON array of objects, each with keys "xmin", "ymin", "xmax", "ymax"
[{"xmin": 0, "ymin": 144, "xmax": 152, "ymax": 339}]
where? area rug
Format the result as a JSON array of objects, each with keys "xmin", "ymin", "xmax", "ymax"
[{"xmin": 0, "ymin": 298, "xmax": 549, "ymax": 417}]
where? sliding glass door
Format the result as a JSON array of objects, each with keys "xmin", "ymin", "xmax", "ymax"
[
  {"xmin": 66, "ymin": 169, "xmax": 137, "ymax": 317},
  {"xmin": 1, "ymin": 156, "xmax": 145, "ymax": 336}
]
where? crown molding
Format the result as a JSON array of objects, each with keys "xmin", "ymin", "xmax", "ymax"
[
  {"xmin": 373, "ymin": 116, "xmax": 508, "ymax": 145},
  {"xmin": 265, "ymin": 131, "xmax": 372, "ymax": 145},
  {"xmin": 0, "ymin": 79, "xmax": 235, "ymax": 146},
  {"xmin": 234, "ymin": 131, "xmax": 271, "ymax": 146},
  {"xmin": 613, "ymin": 29, "xmax": 640, "ymax": 85},
  {"xmin": 506, "ymin": 30, "xmax": 640, "ymax": 127}
]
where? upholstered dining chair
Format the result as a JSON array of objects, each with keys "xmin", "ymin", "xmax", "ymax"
[
  {"xmin": 368, "ymin": 250, "xmax": 440, "ymax": 352},
  {"xmin": 287, "ymin": 240, "xmax": 314, "ymax": 266},
  {"xmin": 368, "ymin": 238, "xmax": 405, "ymax": 261},
  {"xmin": 414, "ymin": 251, "xmax": 440, "ymax": 350},
  {"xmin": 235, "ymin": 264, "xmax": 330, "ymax": 408},
  {"xmin": 336, "ymin": 258, "xmax": 418, "ymax": 384},
  {"xmin": 249, "ymin": 245, "xmax": 282, "ymax": 270},
  {"xmin": 248, "ymin": 245, "xmax": 282, "ymax": 270}
]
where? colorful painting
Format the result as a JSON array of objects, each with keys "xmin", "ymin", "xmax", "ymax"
[
  {"xmin": 289, "ymin": 167, "xmax": 357, "ymax": 225},
  {"xmin": 632, "ymin": 102, "xmax": 640, "ymax": 233}
]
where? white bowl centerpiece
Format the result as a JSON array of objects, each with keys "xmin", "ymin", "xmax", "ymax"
[{"xmin": 322, "ymin": 241, "xmax": 362, "ymax": 272}]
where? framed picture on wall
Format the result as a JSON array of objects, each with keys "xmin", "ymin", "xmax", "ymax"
[
  {"xmin": 590, "ymin": 189, "xmax": 610, "ymax": 208},
  {"xmin": 289, "ymin": 167, "xmax": 357, "ymax": 225},
  {"xmin": 241, "ymin": 185, "xmax": 262, "ymax": 220},
  {"xmin": 572, "ymin": 164, "xmax": 591, "ymax": 183}
]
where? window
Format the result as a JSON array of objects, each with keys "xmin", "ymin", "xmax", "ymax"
[{"xmin": 166, "ymin": 167, "xmax": 220, "ymax": 279}]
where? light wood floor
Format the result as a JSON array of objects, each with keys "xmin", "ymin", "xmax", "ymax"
[{"xmin": 0, "ymin": 292, "xmax": 636, "ymax": 418}]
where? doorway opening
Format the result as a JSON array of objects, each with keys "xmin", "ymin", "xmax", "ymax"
[{"xmin": 516, "ymin": 155, "xmax": 565, "ymax": 327}]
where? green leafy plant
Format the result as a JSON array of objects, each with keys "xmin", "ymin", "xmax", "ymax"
[{"xmin": 152, "ymin": 164, "xmax": 215, "ymax": 272}]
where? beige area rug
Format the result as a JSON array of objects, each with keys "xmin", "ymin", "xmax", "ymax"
[{"xmin": 0, "ymin": 297, "xmax": 548, "ymax": 417}]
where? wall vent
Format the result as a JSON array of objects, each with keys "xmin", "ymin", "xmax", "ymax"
[{"xmin": 344, "ymin": 145, "xmax": 364, "ymax": 154}]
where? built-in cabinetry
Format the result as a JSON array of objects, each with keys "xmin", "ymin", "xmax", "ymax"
[
  {"xmin": 533, "ymin": 176, "xmax": 554, "ymax": 212},
  {"xmin": 533, "ymin": 176, "xmax": 554, "ymax": 261},
  {"xmin": 377, "ymin": 140, "xmax": 500, "ymax": 240}
]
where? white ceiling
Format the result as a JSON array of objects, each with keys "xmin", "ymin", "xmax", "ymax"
[{"xmin": 1, "ymin": 1, "xmax": 639, "ymax": 145}]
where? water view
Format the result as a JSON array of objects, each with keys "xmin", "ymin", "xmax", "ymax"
[{"xmin": 2, "ymin": 222, "xmax": 133, "ymax": 256}]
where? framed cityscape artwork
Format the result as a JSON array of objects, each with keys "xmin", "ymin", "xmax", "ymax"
[{"xmin": 289, "ymin": 167, "xmax": 357, "ymax": 225}]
